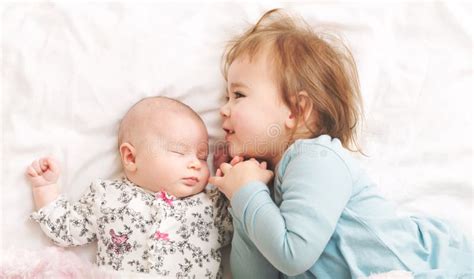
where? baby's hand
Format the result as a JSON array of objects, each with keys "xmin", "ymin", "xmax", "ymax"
[{"xmin": 26, "ymin": 157, "xmax": 60, "ymax": 188}]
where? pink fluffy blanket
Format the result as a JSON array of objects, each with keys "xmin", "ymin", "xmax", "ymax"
[
  {"xmin": 0, "ymin": 247, "xmax": 110, "ymax": 279},
  {"xmin": 0, "ymin": 246, "xmax": 413, "ymax": 278}
]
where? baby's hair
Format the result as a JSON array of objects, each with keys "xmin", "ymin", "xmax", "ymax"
[
  {"xmin": 118, "ymin": 96, "xmax": 204, "ymax": 149},
  {"xmin": 222, "ymin": 9, "xmax": 363, "ymax": 152}
]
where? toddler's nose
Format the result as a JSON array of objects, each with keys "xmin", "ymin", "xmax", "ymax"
[{"xmin": 220, "ymin": 102, "xmax": 230, "ymax": 117}]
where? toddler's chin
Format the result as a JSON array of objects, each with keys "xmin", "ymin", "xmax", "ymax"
[{"xmin": 227, "ymin": 142, "xmax": 245, "ymax": 159}]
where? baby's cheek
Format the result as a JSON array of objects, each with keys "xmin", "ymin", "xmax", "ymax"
[{"xmin": 204, "ymin": 167, "xmax": 210, "ymax": 180}]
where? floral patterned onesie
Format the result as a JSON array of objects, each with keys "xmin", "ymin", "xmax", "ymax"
[{"xmin": 30, "ymin": 177, "xmax": 233, "ymax": 278}]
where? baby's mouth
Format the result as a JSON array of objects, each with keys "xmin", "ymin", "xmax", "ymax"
[{"xmin": 182, "ymin": 177, "xmax": 199, "ymax": 186}]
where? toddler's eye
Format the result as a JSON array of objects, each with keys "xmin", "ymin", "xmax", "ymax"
[
  {"xmin": 234, "ymin": 92, "xmax": 245, "ymax": 99},
  {"xmin": 170, "ymin": 150, "xmax": 184, "ymax": 155}
]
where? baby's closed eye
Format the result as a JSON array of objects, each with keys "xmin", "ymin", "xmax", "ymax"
[
  {"xmin": 170, "ymin": 150, "xmax": 185, "ymax": 155},
  {"xmin": 198, "ymin": 154, "xmax": 208, "ymax": 161}
]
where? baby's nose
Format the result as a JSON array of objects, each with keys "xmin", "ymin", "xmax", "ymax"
[{"xmin": 188, "ymin": 158, "xmax": 201, "ymax": 170}]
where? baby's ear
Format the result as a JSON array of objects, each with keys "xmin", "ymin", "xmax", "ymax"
[{"xmin": 119, "ymin": 143, "xmax": 137, "ymax": 172}]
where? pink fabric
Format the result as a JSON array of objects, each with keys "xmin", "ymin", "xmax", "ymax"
[
  {"xmin": 154, "ymin": 231, "xmax": 170, "ymax": 241},
  {"xmin": 0, "ymin": 246, "xmax": 413, "ymax": 278},
  {"xmin": 0, "ymin": 246, "xmax": 112, "ymax": 279},
  {"xmin": 155, "ymin": 191, "xmax": 175, "ymax": 206}
]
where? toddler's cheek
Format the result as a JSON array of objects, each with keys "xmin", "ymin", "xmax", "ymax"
[{"xmin": 231, "ymin": 109, "xmax": 246, "ymax": 127}]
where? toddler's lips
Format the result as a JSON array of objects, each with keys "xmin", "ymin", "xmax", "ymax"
[
  {"xmin": 182, "ymin": 177, "xmax": 199, "ymax": 186},
  {"xmin": 224, "ymin": 129, "xmax": 235, "ymax": 141}
]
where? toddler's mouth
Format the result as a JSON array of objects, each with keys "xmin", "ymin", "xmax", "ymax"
[{"xmin": 223, "ymin": 128, "xmax": 235, "ymax": 141}]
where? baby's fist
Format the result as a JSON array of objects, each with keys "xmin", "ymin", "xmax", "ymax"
[{"xmin": 26, "ymin": 157, "xmax": 60, "ymax": 188}]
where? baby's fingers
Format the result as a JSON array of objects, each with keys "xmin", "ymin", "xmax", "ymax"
[
  {"xmin": 26, "ymin": 166, "xmax": 38, "ymax": 177},
  {"xmin": 39, "ymin": 159, "xmax": 49, "ymax": 172},
  {"xmin": 32, "ymin": 160, "xmax": 43, "ymax": 174},
  {"xmin": 43, "ymin": 157, "xmax": 59, "ymax": 173}
]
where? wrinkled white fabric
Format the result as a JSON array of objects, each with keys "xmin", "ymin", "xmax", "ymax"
[{"xmin": 1, "ymin": 2, "xmax": 472, "ymax": 278}]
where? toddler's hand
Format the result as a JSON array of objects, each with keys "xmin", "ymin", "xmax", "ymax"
[
  {"xmin": 213, "ymin": 143, "xmax": 244, "ymax": 175},
  {"xmin": 26, "ymin": 157, "xmax": 60, "ymax": 188},
  {"xmin": 209, "ymin": 158, "xmax": 274, "ymax": 200},
  {"xmin": 215, "ymin": 155, "xmax": 244, "ymax": 177},
  {"xmin": 213, "ymin": 143, "xmax": 230, "ymax": 173}
]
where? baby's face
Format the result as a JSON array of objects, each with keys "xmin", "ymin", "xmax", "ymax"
[{"xmin": 133, "ymin": 114, "xmax": 210, "ymax": 198}]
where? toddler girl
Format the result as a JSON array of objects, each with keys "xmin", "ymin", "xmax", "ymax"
[{"xmin": 209, "ymin": 9, "xmax": 472, "ymax": 279}]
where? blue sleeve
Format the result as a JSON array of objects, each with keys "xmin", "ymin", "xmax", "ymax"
[
  {"xmin": 230, "ymin": 146, "xmax": 352, "ymax": 276},
  {"xmin": 230, "ymin": 214, "xmax": 280, "ymax": 279}
]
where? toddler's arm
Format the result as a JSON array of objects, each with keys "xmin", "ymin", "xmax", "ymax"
[{"xmin": 230, "ymin": 146, "xmax": 352, "ymax": 276}]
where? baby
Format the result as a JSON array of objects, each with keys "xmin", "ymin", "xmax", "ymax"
[{"xmin": 26, "ymin": 96, "xmax": 232, "ymax": 277}]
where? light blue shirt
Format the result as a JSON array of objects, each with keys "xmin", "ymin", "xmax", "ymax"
[{"xmin": 228, "ymin": 135, "xmax": 473, "ymax": 278}]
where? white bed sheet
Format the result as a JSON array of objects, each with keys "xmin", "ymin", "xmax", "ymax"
[{"xmin": 1, "ymin": 0, "xmax": 472, "ymax": 276}]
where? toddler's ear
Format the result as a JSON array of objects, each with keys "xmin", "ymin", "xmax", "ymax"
[
  {"xmin": 297, "ymin": 91, "xmax": 314, "ymax": 123},
  {"xmin": 285, "ymin": 91, "xmax": 315, "ymax": 130},
  {"xmin": 285, "ymin": 111, "xmax": 297, "ymax": 129},
  {"xmin": 119, "ymin": 143, "xmax": 137, "ymax": 172}
]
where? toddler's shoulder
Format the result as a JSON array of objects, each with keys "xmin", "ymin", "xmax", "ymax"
[
  {"xmin": 291, "ymin": 135, "xmax": 345, "ymax": 156},
  {"xmin": 282, "ymin": 135, "xmax": 348, "ymax": 164},
  {"xmin": 279, "ymin": 134, "xmax": 361, "ymax": 179}
]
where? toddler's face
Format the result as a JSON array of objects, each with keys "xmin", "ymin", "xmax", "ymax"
[
  {"xmin": 133, "ymin": 114, "xmax": 210, "ymax": 198},
  {"xmin": 220, "ymin": 51, "xmax": 292, "ymax": 164}
]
